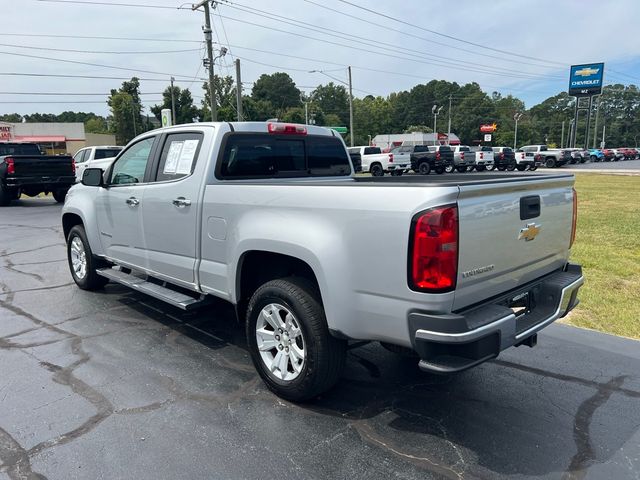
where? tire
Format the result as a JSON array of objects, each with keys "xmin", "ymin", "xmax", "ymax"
[
  {"xmin": 497, "ymin": 166, "xmax": 506, "ymax": 171},
  {"xmin": 0, "ymin": 184, "xmax": 12, "ymax": 206},
  {"xmin": 516, "ymin": 164, "xmax": 527, "ymax": 171},
  {"xmin": 370, "ymin": 163, "xmax": 384, "ymax": 177},
  {"xmin": 418, "ymin": 162, "xmax": 431, "ymax": 175},
  {"xmin": 435, "ymin": 167, "xmax": 445, "ymax": 174},
  {"xmin": 485, "ymin": 164, "xmax": 494, "ymax": 171},
  {"xmin": 456, "ymin": 166, "xmax": 467, "ymax": 173},
  {"xmin": 529, "ymin": 165, "xmax": 538, "ymax": 171},
  {"xmin": 476, "ymin": 165, "xmax": 486, "ymax": 172},
  {"xmin": 53, "ymin": 188, "xmax": 68, "ymax": 203},
  {"xmin": 590, "ymin": 155, "xmax": 598, "ymax": 162},
  {"xmin": 66, "ymin": 225, "xmax": 109, "ymax": 290},
  {"xmin": 246, "ymin": 277, "xmax": 346, "ymax": 402},
  {"xmin": 506, "ymin": 163, "xmax": 516, "ymax": 171},
  {"xmin": 545, "ymin": 157, "xmax": 556, "ymax": 168},
  {"xmin": 444, "ymin": 164, "xmax": 454, "ymax": 173}
]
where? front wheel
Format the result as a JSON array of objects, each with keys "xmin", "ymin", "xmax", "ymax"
[
  {"xmin": 444, "ymin": 164, "xmax": 454, "ymax": 173},
  {"xmin": 66, "ymin": 225, "xmax": 109, "ymax": 290},
  {"xmin": 53, "ymin": 188, "xmax": 68, "ymax": 203},
  {"xmin": 246, "ymin": 277, "xmax": 346, "ymax": 402},
  {"xmin": 516, "ymin": 164, "xmax": 527, "ymax": 171},
  {"xmin": 370, "ymin": 163, "xmax": 384, "ymax": 177},
  {"xmin": 485, "ymin": 164, "xmax": 494, "ymax": 171},
  {"xmin": 590, "ymin": 155, "xmax": 598, "ymax": 162},
  {"xmin": 476, "ymin": 165, "xmax": 486, "ymax": 172},
  {"xmin": 418, "ymin": 162, "xmax": 431, "ymax": 175},
  {"xmin": 506, "ymin": 163, "xmax": 516, "ymax": 171}
]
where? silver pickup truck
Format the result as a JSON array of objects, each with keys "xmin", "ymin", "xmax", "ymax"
[{"xmin": 61, "ymin": 122, "xmax": 584, "ymax": 401}]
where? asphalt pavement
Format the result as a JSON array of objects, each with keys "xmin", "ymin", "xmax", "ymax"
[
  {"xmin": 1, "ymin": 197, "xmax": 639, "ymax": 480},
  {"xmin": 558, "ymin": 158, "xmax": 640, "ymax": 173}
]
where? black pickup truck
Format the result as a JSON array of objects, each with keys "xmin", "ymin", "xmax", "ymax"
[
  {"xmin": 0, "ymin": 142, "xmax": 75, "ymax": 206},
  {"xmin": 407, "ymin": 145, "xmax": 453, "ymax": 175}
]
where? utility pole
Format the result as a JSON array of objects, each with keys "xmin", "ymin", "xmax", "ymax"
[
  {"xmin": 584, "ymin": 96, "xmax": 593, "ymax": 150},
  {"xmin": 432, "ymin": 105, "xmax": 443, "ymax": 145},
  {"xmin": 235, "ymin": 58, "xmax": 243, "ymax": 121},
  {"xmin": 513, "ymin": 112, "xmax": 523, "ymax": 150},
  {"xmin": 601, "ymin": 124, "xmax": 606, "ymax": 149},
  {"xmin": 170, "ymin": 76, "xmax": 176, "ymax": 125},
  {"xmin": 193, "ymin": 0, "xmax": 217, "ymax": 121},
  {"xmin": 592, "ymin": 96, "xmax": 601, "ymax": 149},
  {"xmin": 300, "ymin": 93, "xmax": 310, "ymax": 125},
  {"xmin": 560, "ymin": 121, "xmax": 565, "ymax": 149},
  {"xmin": 447, "ymin": 94, "xmax": 452, "ymax": 145},
  {"xmin": 347, "ymin": 66, "xmax": 354, "ymax": 147}
]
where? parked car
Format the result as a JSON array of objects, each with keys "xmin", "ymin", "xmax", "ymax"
[
  {"xmin": 618, "ymin": 148, "xmax": 637, "ymax": 160},
  {"xmin": 610, "ymin": 149, "xmax": 625, "ymax": 161},
  {"xmin": 0, "ymin": 142, "xmax": 75, "ymax": 205},
  {"xmin": 514, "ymin": 150, "xmax": 540, "ymax": 171},
  {"xmin": 62, "ymin": 121, "xmax": 583, "ymax": 401},
  {"xmin": 350, "ymin": 146, "xmax": 403, "ymax": 176},
  {"xmin": 73, "ymin": 145, "xmax": 123, "ymax": 182},
  {"xmin": 519, "ymin": 145, "xmax": 571, "ymax": 168},
  {"xmin": 588, "ymin": 149, "xmax": 605, "ymax": 162},
  {"xmin": 450, "ymin": 145, "xmax": 477, "ymax": 173},
  {"xmin": 403, "ymin": 144, "xmax": 451, "ymax": 175},
  {"xmin": 492, "ymin": 147, "xmax": 517, "ymax": 171},
  {"xmin": 469, "ymin": 146, "xmax": 495, "ymax": 171},
  {"xmin": 567, "ymin": 148, "xmax": 587, "ymax": 164}
]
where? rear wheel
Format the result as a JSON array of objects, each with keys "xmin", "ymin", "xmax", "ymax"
[
  {"xmin": 53, "ymin": 188, "xmax": 68, "ymax": 203},
  {"xmin": 456, "ymin": 166, "xmax": 468, "ymax": 173},
  {"xmin": 444, "ymin": 164, "xmax": 454, "ymax": 173},
  {"xmin": 370, "ymin": 163, "xmax": 384, "ymax": 177},
  {"xmin": 476, "ymin": 165, "xmax": 486, "ymax": 172},
  {"xmin": 66, "ymin": 225, "xmax": 109, "ymax": 290},
  {"xmin": 435, "ymin": 167, "xmax": 445, "ymax": 174},
  {"xmin": 418, "ymin": 162, "xmax": 431, "ymax": 175},
  {"xmin": 590, "ymin": 155, "xmax": 598, "ymax": 162},
  {"xmin": 516, "ymin": 164, "xmax": 527, "ymax": 171},
  {"xmin": 507, "ymin": 163, "xmax": 516, "ymax": 171},
  {"xmin": 485, "ymin": 164, "xmax": 494, "ymax": 171},
  {"xmin": 545, "ymin": 157, "xmax": 556, "ymax": 168},
  {"xmin": 497, "ymin": 166, "xmax": 506, "ymax": 171},
  {"xmin": 246, "ymin": 277, "xmax": 346, "ymax": 402}
]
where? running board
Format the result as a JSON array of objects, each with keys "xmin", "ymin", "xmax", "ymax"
[{"xmin": 97, "ymin": 268, "xmax": 209, "ymax": 310}]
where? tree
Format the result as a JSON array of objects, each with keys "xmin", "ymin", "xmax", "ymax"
[
  {"xmin": 251, "ymin": 72, "xmax": 301, "ymax": 113},
  {"xmin": 85, "ymin": 117, "xmax": 109, "ymax": 134},
  {"xmin": 151, "ymin": 86, "xmax": 199, "ymax": 125},
  {"xmin": 311, "ymin": 82, "xmax": 349, "ymax": 126},
  {"xmin": 108, "ymin": 77, "xmax": 145, "ymax": 144},
  {"xmin": 0, "ymin": 113, "xmax": 23, "ymax": 122},
  {"xmin": 404, "ymin": 125, "xmax": 432, "ymax": 133},
  {"xmin": 201, "ymin": 75, "xmax": 237, "ymax": 121}
]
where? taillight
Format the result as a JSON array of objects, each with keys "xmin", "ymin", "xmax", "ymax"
[
  {"xmin": 409, "ymin": 205, "xmax": 458, "ymax": 292},
  {"xmin": 500, "ymin": 152, "xmax": 504, "ymax": 160},
  {"xmin": 436, "ymin": 151, "xmax": 440, "ymax": 160},
  {"xmin": 570, "ymin": 188, "xmax": 577, "ymax": 248},
  {"xmin": 479, "ymin": 152, "xmax": 484, "ymax": 159},
  {"xmin": 460, "ymin": 152, "xmax": 464, "ymax": 160},
  {"xmin": 388, "ymin": 153, "xmax": 393, "ymax": 162},
  {"xmin": 267, "ymin": 123, "xmax": 307, "ymax": 135},
  {"xmin": 5, "ymin": 157, "xmax": 15, "ymax": 175},
  {"xmin": 71, "ymin": 158, "xmax": 76, "ymax": 174}
]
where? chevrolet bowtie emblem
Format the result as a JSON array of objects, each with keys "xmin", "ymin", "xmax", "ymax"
[
  {"xmin": 519, "ymin": 223, "xmax": 541, "ymax": 241},
  {"xmin": 575, "ymin": 67, "xmax": 599, "ymax": 77}
]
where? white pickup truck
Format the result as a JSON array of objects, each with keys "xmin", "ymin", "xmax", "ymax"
[
  {"xmin": 470, "ymin": 146, "xmax": 495, "ymax": 171},
  {"xmin": 62, "ymin": 122, "xmax": 584, "ymax": 401},
  {"xmin": 348, "ymin": 146, "xmax": 405, "ymax": 176},
  {"xmin": 73, "ymin": 145, "xmax": 123, "ymax": 182}
]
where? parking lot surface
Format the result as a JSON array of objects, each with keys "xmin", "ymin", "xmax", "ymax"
[
  {"xmin": 1, "ymin": 197, "xmax": 639, "ymax": 480},
  {"xmin": 561, "ymin": 158, "xmax": 640, "ymax": 173}
]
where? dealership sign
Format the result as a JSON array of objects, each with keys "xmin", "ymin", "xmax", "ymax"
[
  {"xmin": 480, "ymin": 123, "xmax": 497, "ymax": 133},
  {"xmin": 569, "ymin": 63, "xmax": 604, "ymax": 96},
  {"xmin": 0, "ymin": 122, "xmax": 14, "ymax": 141}
]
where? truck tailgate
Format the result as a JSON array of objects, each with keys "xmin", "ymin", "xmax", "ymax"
[
  {"xmin": 453, "ymin": 175, "xmax": 574, "ymax": 310},
  {"xmin": 13, "ymin": 156, "xmax": 74, "ymax": 177}
]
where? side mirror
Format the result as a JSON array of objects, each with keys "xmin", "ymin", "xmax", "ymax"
[{"xmin": 82, "ymin": 168, "xmax": 104, "ymax": 187}]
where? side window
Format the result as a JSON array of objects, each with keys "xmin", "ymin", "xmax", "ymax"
[
  {"xmin": 110, "ymin": 137, "xmax": 155, "ymax": 185},
  {"xmin": 74, "ymin": 149, "xmax": 87, "ymax": 163},
  {"xmin": 154, "ymin": 132, "xmax": 204, "ymax": 182}
]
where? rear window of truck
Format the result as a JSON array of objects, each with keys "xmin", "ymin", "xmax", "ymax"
[
  {"xmin": 94, "ymin": 148, "xmax": 122, "ymax": 160},
  {"xmin": 0, "ymin": 143, "xmax": 42, "ymax": 156},
  {"xmin": 218, "ymin": 134, "xmax": 351, "ymax": 179}
]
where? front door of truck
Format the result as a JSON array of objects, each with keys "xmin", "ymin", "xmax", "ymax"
[{"xmin": 95, "ymin": 135, "xmax": 157, "ymax": 270}]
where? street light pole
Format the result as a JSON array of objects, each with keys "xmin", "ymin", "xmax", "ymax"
[
  {"xmin": 347, "ymin": 66, "xmax": 354, "ymax": 147},
  {"xmin": 170, "ymin": 76, "xmax": 176, "ymax": 125},
  {"xmin": 447, "ymin": 94, "xmax": 452, "ymax": 145},
  {"xmin": 513, "ymin": 112, "xmax": 523, "ymax": 150}
]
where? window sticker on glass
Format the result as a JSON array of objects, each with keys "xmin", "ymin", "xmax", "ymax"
[
  {"xmin": 164, "ymin": 141, "xmax": 184, "ymax": 174},
  {"xmin": 175, "ymin": 139, "xmax": 199, "ymax": 175}
]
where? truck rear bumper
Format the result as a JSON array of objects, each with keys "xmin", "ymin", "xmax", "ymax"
[
  {"xmin": 5, "ymin": 176, "xmax": 76, "ymax": 189},
  {"xmin": 410, "ymin": 263, "xmax": 584, "ymax": 374}
]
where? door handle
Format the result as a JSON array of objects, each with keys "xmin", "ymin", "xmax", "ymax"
[
  {"xmin": 172, "ymin": 197, "xmax": 192, "ymax": 208},
  {"xmin": 126, "ymin": 197, "xmax": 139, "ymax": 206}
]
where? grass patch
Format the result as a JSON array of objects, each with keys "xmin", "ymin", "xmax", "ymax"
[{"xmin": 566, "ymin": 173, "xmax": 640, "ymax": 339}]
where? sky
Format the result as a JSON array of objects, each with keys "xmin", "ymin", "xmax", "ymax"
[{"xmin": 2, "ymin": 0, "xmax": 640, "ymax": 118}]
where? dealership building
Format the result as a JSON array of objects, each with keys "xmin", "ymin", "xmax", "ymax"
[
  {"xmin": 0, "ymin": 121, "xmax": 117, "ymax": 155},
  {"xmin": 372, "ymin": 132, "xmax": 461, "ymax": 151}
]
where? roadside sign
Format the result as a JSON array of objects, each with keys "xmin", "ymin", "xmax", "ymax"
[
  {"xmin": 328, "ymin": 126, "xmax": 348, "ymax": 134},
  {"xmin": 0, "ymin": 122, "xmax": 14, "ymax": 140},
  {"xmin": 161, "ymin": 109, "xmax": 172, "ymax": 127},
  {"xmin": 569, "ymin": 63, "xmax": 604, "ymax": 97},
  {"xmin": 484, "ymin": 134, "xmax": 492, "ymax": 142},
  {"xmin": 480, "ymin": 123, "xmax": 497, "ymax": 133}
]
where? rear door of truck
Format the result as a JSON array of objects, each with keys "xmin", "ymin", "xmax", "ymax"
[{"xmin": 453, "ymin": 174, "xmax": 575, "ymax": 310}]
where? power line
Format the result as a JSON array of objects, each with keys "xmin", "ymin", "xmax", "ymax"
[
  {"xmin": 0, "ymin": 92, "xmax": 163, "ymax": 95},
  {"xmin": 0, "ymin": 72, "xmax": 181, "ymax": 82},
  {"xmin": 0, "ymin": 100, "xmax": 163, "ymax": 104},
  {"xmin": 334, "ymin": 0, "xmax": 566, "ymax": 67},
  {"xmin": 0, "ymin": 42, "xmax": 202, "ymax": 55},
  {"xmin": 226, "ymin": 1, "xmax": 563, "ymax": 80},
  {"xmin": 0, "ymin": 51, "xmax": 206, "ymax": 80},
  {"xmin": 34, "ymin": 0, "xmax": 187, "ymax": 10},
  {"xmin": 0, "ymin": 33, "xmax": 201, "ymax": 43}
]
